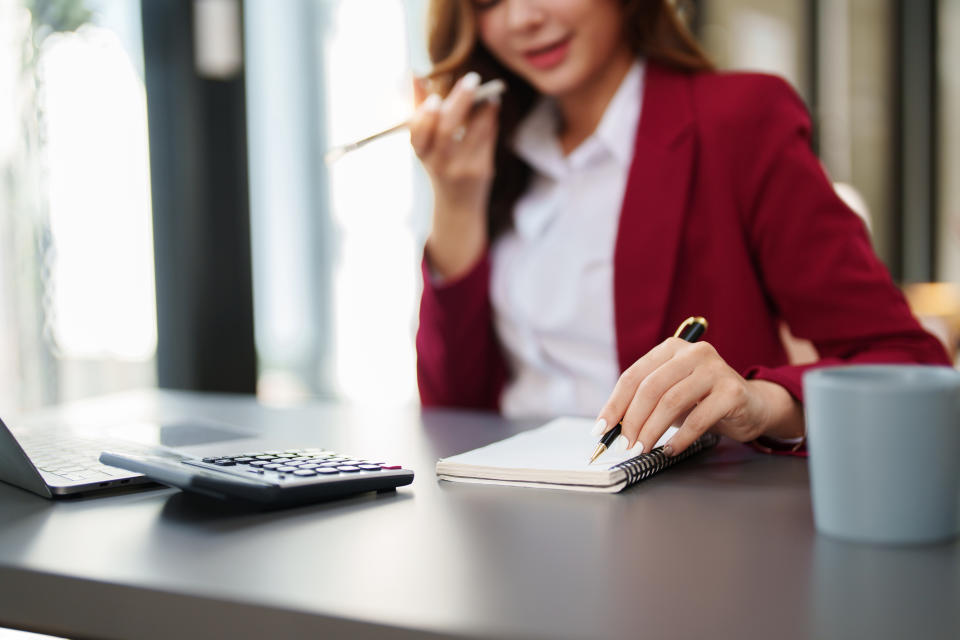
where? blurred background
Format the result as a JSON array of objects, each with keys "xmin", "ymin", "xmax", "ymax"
[{"xmin": 0, "ymin": 0, "xmax": 958, "ymax": 416}]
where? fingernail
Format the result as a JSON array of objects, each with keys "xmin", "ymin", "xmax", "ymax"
[
  {"xmin": 611, "ymin": 435, "xmax": 629, "ymax": 453},
  {"xmin": 627, "ymin": 440, "xmax": 645, "ymax": 455},
  {"xmin": 591, "ymin": 418, "xmax": 607, "ymax": 437},
  {"xmin": 462, "ymin": 71, "xmax": 481, "ymax": 89},
  {"xmin": 663, "ymin": 443, "xmax": 675, "ymax": 457},
  {"xmin": 423, "ymin": 94, "xmax": 441, "ymax": 111}
]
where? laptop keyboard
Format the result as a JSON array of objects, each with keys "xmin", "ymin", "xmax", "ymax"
[{"xmin": 17, "ymin": 432, "xmax": 151, "ymax": 483}]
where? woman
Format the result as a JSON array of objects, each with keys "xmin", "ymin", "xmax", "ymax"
[{"xmin": 410, "ymin": 0, "xmax": 949, "ymax": 457}]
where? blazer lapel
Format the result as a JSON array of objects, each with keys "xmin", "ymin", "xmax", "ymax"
[{"xmin": 614, "ymin": 62, "xmax": 697, "ymax": 370}]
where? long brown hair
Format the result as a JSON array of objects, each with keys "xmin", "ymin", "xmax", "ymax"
[{"xmin": 425, "ymin": 0, "xmax": 713, "ymax": 240}]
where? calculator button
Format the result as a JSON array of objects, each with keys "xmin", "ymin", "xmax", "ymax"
[
  {"xmin": 202, "ymin": 457, "xmax": 217, "ymax": 463},
  {"xmin": 381, "ymin": 465, "xmax": 402, "ymax": 470},
  {"xmin": 318, "ymin": 462, "xmax": 341, "ymax": 468},
  {"xmin": 250, "ymin": 460, "xmax": 271, "ymax": 467},
  {"xmin": 299, "ymin": 464, "xmax": 320, "ymax": 469},
  {"xmin": 255, "ymin": 455, "xmax": 276, "ymax": 460},
  {"xmin": 336, "ymin": 466, "xmax": 361, "ymax": 472},
  {"xmin": 213, "ymin": 459, "xmax": 236, "ymax": 466},
  {"xmin": 293, "ymin": 469, "xmax": 317, "ymax": 477},
  {"xmin": 263, "ymin": 463, "xmax": 284, "ymax": 470},
  {"xmin": 315, "ymin": 468, "xmax": 340, "ymax": 475},
  {"xmin": 233, "ymin": 457, "xmax": 254, "ymax": 464},
  {"xmin": 358, "ymin": 464, "xmax": 382, "ymax": 471},
  {"xmin": 275, "ymin": 466, "xmax": 298, "ymax": 473}
]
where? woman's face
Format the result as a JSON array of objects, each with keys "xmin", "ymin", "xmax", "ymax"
[{"xmin": 474, "ymin": 0, "xmax": 632, "ymax": 99}]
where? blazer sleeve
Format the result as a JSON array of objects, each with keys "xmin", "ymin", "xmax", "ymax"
[
  {"xmin": 416, "ymin": 251, "xmax": 508, "ymax": 410},
  {"xmin": 736, "ymin": 77, "xmax": 951, "ymax": 402}
]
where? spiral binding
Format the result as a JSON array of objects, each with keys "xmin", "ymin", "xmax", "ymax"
[{"xmin": 611, "ymin": 433, "xmax": 720, "ymax": 485}]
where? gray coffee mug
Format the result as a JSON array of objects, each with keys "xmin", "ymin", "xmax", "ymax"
[{"xmin": 804, "ymin": 364, "xmax": 960, "ymax": 544}]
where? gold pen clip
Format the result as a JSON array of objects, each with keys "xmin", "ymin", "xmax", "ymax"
[{"xmin": 674, "ymin": 316, "xmax": 708, "ymax": 338}]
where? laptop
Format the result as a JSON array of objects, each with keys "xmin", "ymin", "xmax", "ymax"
[{"xmin": 0, "ymin": 413, "xmax": 262, "ymax": 498}]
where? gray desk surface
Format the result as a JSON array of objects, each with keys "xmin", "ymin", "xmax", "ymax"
[{"xmin": 0, "ymin": 390, "xmax": 957, "ymax": 640}]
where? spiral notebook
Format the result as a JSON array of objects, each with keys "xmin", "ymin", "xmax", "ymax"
[{"xmin": 436, "ymin": 417, "xmax": 719, "ymax": 493}]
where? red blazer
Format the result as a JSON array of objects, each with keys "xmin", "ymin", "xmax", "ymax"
[{"xmin": 416, "ymin": 62, "xmax": 950, "ymax": 414}]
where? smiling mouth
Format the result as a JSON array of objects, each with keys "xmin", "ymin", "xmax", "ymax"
[{"xmin": 523, "ymin": 37, "xmax": 572, "ymax": 70}]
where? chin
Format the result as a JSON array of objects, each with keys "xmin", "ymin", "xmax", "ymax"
[{"xmin": 523, "ymin": 67, "xmax": 586, "ymax": 99}]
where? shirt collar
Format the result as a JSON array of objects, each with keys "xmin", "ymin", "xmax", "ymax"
[
  {"xmin": 512, "ymin": 98, "xmax": 566, "ymax": 180},
  {"xmin": 511, "ymin": 59, "xmax": 645, "ymax": 179},
  {"xmin": 594, "ymin": 59, "xmax": 644, "ymax": 168}
]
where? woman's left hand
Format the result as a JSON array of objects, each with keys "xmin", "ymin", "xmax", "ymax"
[{"xmin": 593, "ymin": 338, "xmax": 802, "ymax": 456}]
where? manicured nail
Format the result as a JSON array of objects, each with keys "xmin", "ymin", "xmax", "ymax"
[
  {"xmin": 663, "ymin": 443, "xmax": 675, "ymax": 457},
  {"xmin": 611, "ymin": 435, "xmax": 629, "ymax": 453},
  {"xmin": 591, "ymin": 418, "xmax": 607, "ymax": 437},
  {"xmin": 627, "ymin": 440, "xmax": 645, "ymax": 455},
  {"xmin": 462, "ymin": 71, "xmax": 481, "ymax": 89},
  {"xmin": 423, "ymin": 94, "xmax": 442, "ymax": 111}
]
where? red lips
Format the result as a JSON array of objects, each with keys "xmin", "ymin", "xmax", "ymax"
[{"xmin": 523, "ymin": 37, "xmax": 571, "ymax": 70}]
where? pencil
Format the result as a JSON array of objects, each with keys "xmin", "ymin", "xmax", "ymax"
[{"xmin": 324, "ymin": 78, "xmax": 506, "ymax": 165}]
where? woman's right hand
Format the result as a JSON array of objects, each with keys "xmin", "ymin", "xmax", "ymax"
[{"xmin": 410, "ymin": 71, "xmax": 500, "ymax": 280}]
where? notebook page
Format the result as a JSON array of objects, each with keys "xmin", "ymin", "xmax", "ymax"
[{"xmin": 440, "ymin": 417, "xmax": 679, "ymax": 472}]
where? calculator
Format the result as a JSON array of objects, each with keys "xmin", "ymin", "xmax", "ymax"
[{"xmin": 100, "ymin": 447, "xmax": 414, "ymax": 506}]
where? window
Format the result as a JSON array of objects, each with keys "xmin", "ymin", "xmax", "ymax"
[
  {"xmin": 938, "ymin": 0, "xmax": 960, "ymax": 282},
  {"xmin": 245, "ymin": 0, "xmax": 431, "ymax": 406},
  {"xmin": 0, "ymin": 0, "xmax": 156, "ymax": 411}
]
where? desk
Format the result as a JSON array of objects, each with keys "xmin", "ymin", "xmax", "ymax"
[{"xmin": 0, "ymin": 390, "xmax": 957, "ymax": 639}]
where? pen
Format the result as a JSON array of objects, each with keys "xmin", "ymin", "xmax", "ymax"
[
  {"xmin": 588, "ymin": 316, "xmax": 709, "ymax": 463},
  {"xmin": 324, "ymin": 78, "xmax": 507, "ymax": 165}
]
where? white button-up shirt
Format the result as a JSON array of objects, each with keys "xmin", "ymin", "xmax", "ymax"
[{"xmin": 490, "ymin": 62, "xmax": 644, "ymax": 418}]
